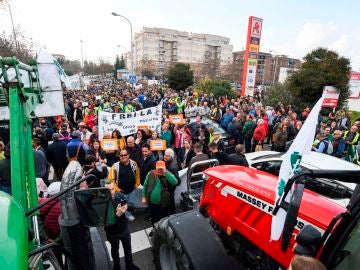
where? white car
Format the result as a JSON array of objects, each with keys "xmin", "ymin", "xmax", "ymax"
[{"xmin": 245, "ymin": 151, "xmax": 359, "ymax": 207}]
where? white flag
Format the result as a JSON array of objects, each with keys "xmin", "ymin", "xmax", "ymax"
[
  {"xmin": 270, "ymin": 96, "xmax": 324, "ymax": 241},
  {"xmin": 37, "ymin": 50, "xmax": 71, "ymax": 89},
  {"xmin": 35, "ymin": 50, "xmax": 66, "ymax": 117}
]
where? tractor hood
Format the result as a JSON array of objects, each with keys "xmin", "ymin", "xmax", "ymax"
[{"xmin": 201, "ymin": 165, "xmax": 346, "ymax": 267}]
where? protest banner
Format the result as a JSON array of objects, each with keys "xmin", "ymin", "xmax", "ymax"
[
  {"xmin": 150, "ymin": 140, "xmax": 167, "ymax": 151},
  {"xmin": 100, "ymin": 139, "xmax": 118, "ymax": 151},
  {"xmin": 169, "ymin": 114, "xmax": 185, "ymax": 124},
  {"xmin": 98, "ymin": 104, "xmax": 162, "ymax": 138}
]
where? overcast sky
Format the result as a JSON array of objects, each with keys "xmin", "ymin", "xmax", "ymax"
[{"xmin": 1, "ymin": 0, "xmax": 360, "ymax": 70}]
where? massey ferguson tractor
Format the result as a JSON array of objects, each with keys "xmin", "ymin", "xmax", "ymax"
[{"xmin": 152, "ymin": 163, "xmax": 360, "ymax": 269}]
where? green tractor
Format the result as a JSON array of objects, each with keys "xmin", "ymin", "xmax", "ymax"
[{"xmin": 0, "ymin": 56, "xmax": 115, "ymax": 269}]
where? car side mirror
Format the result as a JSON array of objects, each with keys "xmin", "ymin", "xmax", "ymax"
[
  {"xmin": 294, "ymin": 225, "xmax": 322, "ymax": 256},
  {"xmin": 74, "ymin": 188, "xmax": 116, "ymax": 227}
]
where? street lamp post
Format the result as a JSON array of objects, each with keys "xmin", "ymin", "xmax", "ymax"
[
  {"xmin": 111, "ymin": 12, "xmax": 134, "ymax": 75},
  {"xmin": 80, "ymin": 40, "xmax": 84, "ymax": 70},
  {"xmin": 117, "ymin": 44, "xmax": 128, "ymax": 55}
]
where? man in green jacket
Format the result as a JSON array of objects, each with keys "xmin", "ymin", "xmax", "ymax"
[
  {"xmin": 142, "ymin": 160, "xmax": 178, "ymax": 224},
  {"xmin": 160, "ymin": 123, "xmax": 172, "ymax": 148},
  {"xmin": 242, "ymin": 114, "xmax": 256, "ymax": 153}
]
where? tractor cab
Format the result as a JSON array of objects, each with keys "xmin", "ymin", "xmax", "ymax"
[{"xmin": 278, "ymin": 170, "xmax": 360, "ymax": 269}]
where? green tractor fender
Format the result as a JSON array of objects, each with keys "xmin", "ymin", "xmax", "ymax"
[{"xmin": 0, "ymin": 191, "xmax": 28, "ymax": 270}]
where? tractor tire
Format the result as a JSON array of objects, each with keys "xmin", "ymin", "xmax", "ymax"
[
  {"xmin": 90, "ymin": 227, "xmax": 112, "ymax": 270},
  {"xmin": 42, "ymin": 250, "xmax": 63, "ymax": 270},
  {"xmin": 152, "ymin": 217, "xmax": 191, "ymax": 270}
]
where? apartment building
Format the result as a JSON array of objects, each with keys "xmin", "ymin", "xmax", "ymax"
[
  {"xmin": 232, "ymin": 51, "xmax": 301, "ymax": 85},
  {"xmin": 131, "ymin": 27, "xmax": 233, "ymax": 77}
]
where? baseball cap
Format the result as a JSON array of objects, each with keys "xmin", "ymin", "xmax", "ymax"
[
  {"xmin": 48, "ymin": 182, "xmax": 61, "ymax": 196},
  {"xmin": 156, "ymin": 160, "xmax": 166, "ymax": 169}
]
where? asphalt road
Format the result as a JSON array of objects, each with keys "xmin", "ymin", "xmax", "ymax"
[{"xmin": 117, "ymin": 209, "xmax": 156, "ymax": 270}]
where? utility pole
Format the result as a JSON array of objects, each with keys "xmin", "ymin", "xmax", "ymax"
[
  {"xmin": 5, "ymin": 0, "xmax": 19, "ymax": 55},
  {"xmin": 270, "ymin": 50, "xmax": 279, "ymax": 85},
  {"xmin": 273, "ymin": 56, "xmax": 279, "ymax": 85}
]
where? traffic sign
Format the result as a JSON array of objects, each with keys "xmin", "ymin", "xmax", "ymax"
[{"xmin": 128, "ymin": 75, "xmax": 137, "ymax": 84}]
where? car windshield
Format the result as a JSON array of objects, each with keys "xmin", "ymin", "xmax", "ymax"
[{"xmin": 251, "ymin": 153, "xmax": 283, "ymax": 161}]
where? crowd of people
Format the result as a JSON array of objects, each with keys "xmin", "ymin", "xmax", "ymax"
[{"xmin": 0, "ymin": 77, "xmax": 359, "ymax": 269}]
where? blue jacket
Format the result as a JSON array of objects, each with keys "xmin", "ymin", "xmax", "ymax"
[
  {"xmin": 221, "ymin": 113, "xmax": 234, "ymax": 129},
  {"xmin": 332, "ymin": 137, "xmax": 346, "ymax": 158},
  {"xmin": 138, "ymin": 94, "xmax": 145, "ymax": 104},
  {"xmin": 66, "ymin": 138, "xmax": 89, "ymax": 165}
]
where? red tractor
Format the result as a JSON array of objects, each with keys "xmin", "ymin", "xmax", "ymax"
[{"xmin": 152, "ymin": 164, "xmax": 360, "ymax": 269}]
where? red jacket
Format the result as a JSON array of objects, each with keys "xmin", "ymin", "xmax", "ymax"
[
  {"xmin": 39, "ymin": 197, "xmax": 61, "ymax": 240},
  {"xmin": 262, "ymin": 115, "xmax": 269, "ymax": 135},
  {"xmin": 252, "ymin": 125, "xmax": 267, "ymax": 143},
  {"xmin": 85, "ymin": 114, "xmax": 96, "ymax": 130}
]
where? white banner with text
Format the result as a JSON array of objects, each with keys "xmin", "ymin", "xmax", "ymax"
[{"xmin": 98, "ymin": 104, "xmax": 162, "ymax": 139}]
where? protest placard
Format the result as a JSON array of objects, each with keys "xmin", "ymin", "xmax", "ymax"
[
  {"xmin": 149, "ymin": 139, "xmax": 166, "ymax": 151},
  {"xmin": 100, "ymin": 139, "xmax": 118, "ymax": 151}
]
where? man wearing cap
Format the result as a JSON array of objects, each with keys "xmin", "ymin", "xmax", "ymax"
[
  {"xmin": 46, "ymin": 133, "xmax": 69, "ymax": 181},
  {"xmin": 142, "ymin": 160, "xmax": 178, "ymax": 224},
  {"xmin": 39, "ymin": 181, "xmax": 63, "ymax": 267}
]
